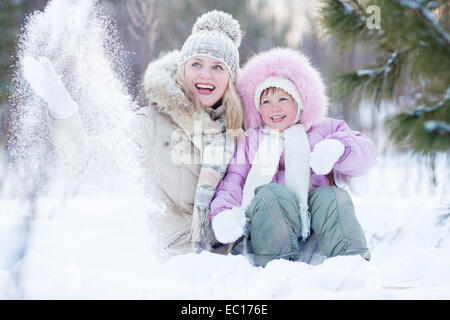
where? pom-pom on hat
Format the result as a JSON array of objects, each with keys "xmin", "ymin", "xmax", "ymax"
[{"xmin": 179, "ymin": 10, "xmax": 242, "ymax": 79}]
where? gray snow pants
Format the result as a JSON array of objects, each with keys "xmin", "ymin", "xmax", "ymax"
[{"xmin": 230, "ymin": 184, "xmax": 371, "ymax": 266}]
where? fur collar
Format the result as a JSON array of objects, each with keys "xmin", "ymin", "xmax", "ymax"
[{"xmin": 142, "ymin": 50, "xmax": 225, "ymax": 146}]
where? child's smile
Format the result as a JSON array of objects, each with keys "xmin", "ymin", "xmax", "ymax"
[
  {"xmin": 270, "ymin": 114, "xmax": 287, "ymax": 122},
  {"xmin": 260, "ymin": 88, "xmax": 298, "ymax": 131}
]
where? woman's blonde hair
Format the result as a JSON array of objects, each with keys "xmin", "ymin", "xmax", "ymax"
[{"xmin": 175, "ymin": 65, "xmax": 245, "ymax": 135}]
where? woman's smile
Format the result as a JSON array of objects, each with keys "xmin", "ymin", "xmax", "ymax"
[
  {"xmin": 194, "ymin": 82, "xmax": 216, "ymax": 95},
  {"xmin": 184, "ymin": 56, "xmax": 230, "ymax": 107}
]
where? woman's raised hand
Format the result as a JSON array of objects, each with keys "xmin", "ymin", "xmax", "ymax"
[{"xmin": 23, "ymin": 56, "xmax": 78, "ymax": 119}]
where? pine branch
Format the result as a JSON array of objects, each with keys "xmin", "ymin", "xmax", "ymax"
[
  {"xmin": 386, "ymin": 90, "xmax": 450, "ymax": 155},
  {"xmin": 332, "ymin": 49, "xmax": 407, "ymax": 106},
  {"xmin": 398, "ymin": 0, "xmax": 450, "ymax": 47},
  {"xmin": 408, "ymin": 88, "xmax": 450, "ymax": 116},
  {"xmin": 320, "ymin": 0, "xmax": 370, "ymax": 48},
  {"xmin": 424, "ymin": 120, "xmax": 450, "ymax": 135},
  {"xmin": 348, "ymin": 0, "xmax": 365, "ymax": 12},
  {"xmin": 321, "ymin": 0, "xmax": 450, "ymax": 158}
]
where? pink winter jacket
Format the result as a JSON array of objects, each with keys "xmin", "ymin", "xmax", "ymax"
[
  {"xmin": 209, "ymin": 48, "xmax": 377, "ymax": 220},
  {"xmin": 209, "ymin": 117, "xmax": 377, "ymax": 219}
]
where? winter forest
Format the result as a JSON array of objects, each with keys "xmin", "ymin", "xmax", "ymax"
[{"xmin": 0, "ymin": 0, "xmax": 449, "ymax": 299}]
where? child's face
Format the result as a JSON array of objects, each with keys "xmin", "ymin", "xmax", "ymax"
[
  {"xmin": 260, "ymin": 88, "xmax": 298, "ymax": 131},
  {"xmin": 184, "ymin": 56, "xmax": 230, "ymax": 108}
]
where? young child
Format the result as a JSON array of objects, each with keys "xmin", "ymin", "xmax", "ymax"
[{"xmin": 209, "ymin": 48, "xmax": 377, "ymax": 267}]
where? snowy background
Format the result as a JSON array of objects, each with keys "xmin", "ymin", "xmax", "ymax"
[
  {"xmin": 0, "ymin": 0, "xmax": 449, "ymax": 299},
  {"xmin": 0, "ymin": 153, "xmax": 448, "ymax": 299}
]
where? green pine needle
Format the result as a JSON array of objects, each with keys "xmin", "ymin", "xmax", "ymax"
[{"xmin": 321, "ymin": 0, "xmax": 450, "ymax": 156}]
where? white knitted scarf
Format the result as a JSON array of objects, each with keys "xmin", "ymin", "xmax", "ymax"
[{"xmin": 241, "ymin": 124, "xmax": 311, "ymax": 240}]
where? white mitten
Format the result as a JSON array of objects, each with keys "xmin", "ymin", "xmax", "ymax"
[
  {"xmin": 23, "ymin": 56, "xmax": 78, "ymax": 119},
  {"xmin": 211, "ymin": 207, "xmax": 246, "ymax": 244},
  {"xmin": 310, "ymin": 139, "xmax": 345, "ymax": 175}
]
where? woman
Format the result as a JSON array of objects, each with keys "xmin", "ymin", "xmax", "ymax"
[{"xmin": 23, "ymin": 10, "xmax": 245, "ymax": 257}]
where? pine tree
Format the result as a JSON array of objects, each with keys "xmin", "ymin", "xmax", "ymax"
[{"xmin": 320, "ymin": 0, "xmax": 450, "ymax": 158}]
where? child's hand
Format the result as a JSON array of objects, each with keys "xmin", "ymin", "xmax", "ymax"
[
  {"xmin": 310, "ymin": 139, "xmax": 345, "ymax": 175},
  {"xmin": 212, "ymin": 207, "xmax": 246, "ymax": 244},
  {"xmin": 23, "ymin": 56, "xmax": 78, "ymax": 119}
]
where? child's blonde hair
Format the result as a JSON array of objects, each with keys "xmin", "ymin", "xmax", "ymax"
[
  {"xmin": 260, "ymin": 87, "xmax": 288, "ymax": 101},
  {"xmin": 175, "ymin": 65, "xmax": 245, "ymax": 134}
]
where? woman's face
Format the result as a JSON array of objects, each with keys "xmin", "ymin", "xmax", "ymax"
[{"xmin": 184, "ymin": 56, "xmax": 230, "ymax": 108}]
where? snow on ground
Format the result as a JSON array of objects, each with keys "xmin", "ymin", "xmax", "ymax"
[{"xmin": 0, "ymin": 153, "xmax": 448, "ymax": 299}]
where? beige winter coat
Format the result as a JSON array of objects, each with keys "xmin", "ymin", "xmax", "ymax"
[{"xmin": 49, "ymin": 50, "xmax": 228, "ymax": 256}]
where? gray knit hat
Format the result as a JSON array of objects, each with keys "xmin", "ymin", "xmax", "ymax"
[{"xmin": 179, "ymin": 10, "xmax": 242, "ymax": 79}]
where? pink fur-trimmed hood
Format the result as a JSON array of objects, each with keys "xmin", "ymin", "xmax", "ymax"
[{"xmin": 236, "ymin": 47, "xmax": 328, "ymax": 130}]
